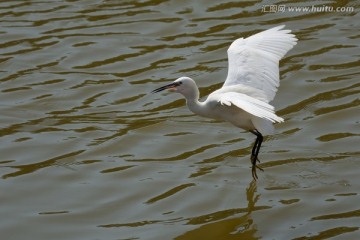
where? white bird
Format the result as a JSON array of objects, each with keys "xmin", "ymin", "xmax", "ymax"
[{"xmin": 152, "ymin": 25, "xmax": 297, "ymax": 180}]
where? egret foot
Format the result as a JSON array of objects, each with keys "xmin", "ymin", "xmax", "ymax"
[{"xmin": 251, "ymin": 155, "xmax": 264, "ymax": 180}]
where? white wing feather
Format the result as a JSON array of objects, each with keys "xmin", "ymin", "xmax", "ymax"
[
  {"xmin": 223, "ymin": 25, "xmax": 298, "ymax": 102},
  {"xmin": 218, "ymin": 92, "xmax": 284, "ymax": 123}
]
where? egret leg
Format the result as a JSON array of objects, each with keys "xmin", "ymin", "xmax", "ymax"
[{"xmin": 250, "ymin": 130, "xmax": 264, "ymax": 180}]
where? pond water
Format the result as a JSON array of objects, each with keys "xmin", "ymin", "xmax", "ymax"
[{"xmin": 1, "ymin": 1, "xmax": 359, "ymax": 239}]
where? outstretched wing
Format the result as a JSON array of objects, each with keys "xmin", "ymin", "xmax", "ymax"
[
  {"xmin": 223, "ymin": 25, "xmax": 297, "ymax": 102},
  {"xmin": 218, "ymin": 92, "xmax": 284, "ymax": 123}
]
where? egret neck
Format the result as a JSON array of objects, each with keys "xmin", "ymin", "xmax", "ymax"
[{"xmin": 180, "ymin": 82, "xmax": 209, "ymax": 118}]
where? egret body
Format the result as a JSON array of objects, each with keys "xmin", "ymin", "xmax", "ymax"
[{"xmin": 152, "ymin": 25, "xmax": 297, "ymax": 180}]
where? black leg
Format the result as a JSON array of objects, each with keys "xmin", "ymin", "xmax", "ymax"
[
  {"xmin": 250, "ymin": 130, "xmax": 264, "ymax": 180},
  {"xmin": 251, "ymin": 134, "xmax": 259, "ymax": 156}
]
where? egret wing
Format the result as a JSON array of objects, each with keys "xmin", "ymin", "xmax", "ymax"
[
  {"xmin": 219, "ymin": 92, "xmax": 284, "ymax": 123},
  {"xmin": 223, "ymin": 25, "xmax": 297, "ymax": 102}
]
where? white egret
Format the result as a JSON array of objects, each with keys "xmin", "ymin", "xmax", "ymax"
[{"xmin": 152, "ymin": 25, "xmax": 297, "ymax": 180}]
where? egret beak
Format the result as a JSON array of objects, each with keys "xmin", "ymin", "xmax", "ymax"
[{"xmin": 151, "ymin": 82, "xmax": 181, "ymax": 93}]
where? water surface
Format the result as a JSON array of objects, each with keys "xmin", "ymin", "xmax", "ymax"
[{"xmin": 1, "ymin": 1, "xmax": 359, "ymax": 239}]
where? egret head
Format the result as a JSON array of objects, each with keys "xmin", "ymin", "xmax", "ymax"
[{"xmin": 152, "ymin": 77, "xmax": 199, "ymax": 100}]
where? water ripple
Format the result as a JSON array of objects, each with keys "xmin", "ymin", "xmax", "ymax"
[{"xmin": 1, "ymin": 1, "xmax": 359, "ymax": 240}]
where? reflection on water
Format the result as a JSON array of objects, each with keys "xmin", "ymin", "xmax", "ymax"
[
  {"xmin": 0, "ymin": 1, "xmax": 359, "ymax": 239},
  {"xmin": 175, "ymin": 182, "xmax": 265, "ymax": 240}
]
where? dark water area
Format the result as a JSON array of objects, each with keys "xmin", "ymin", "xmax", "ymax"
[{"xmin": 1, "ymin": 1, "xmax": 359, "ymax": 239}]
